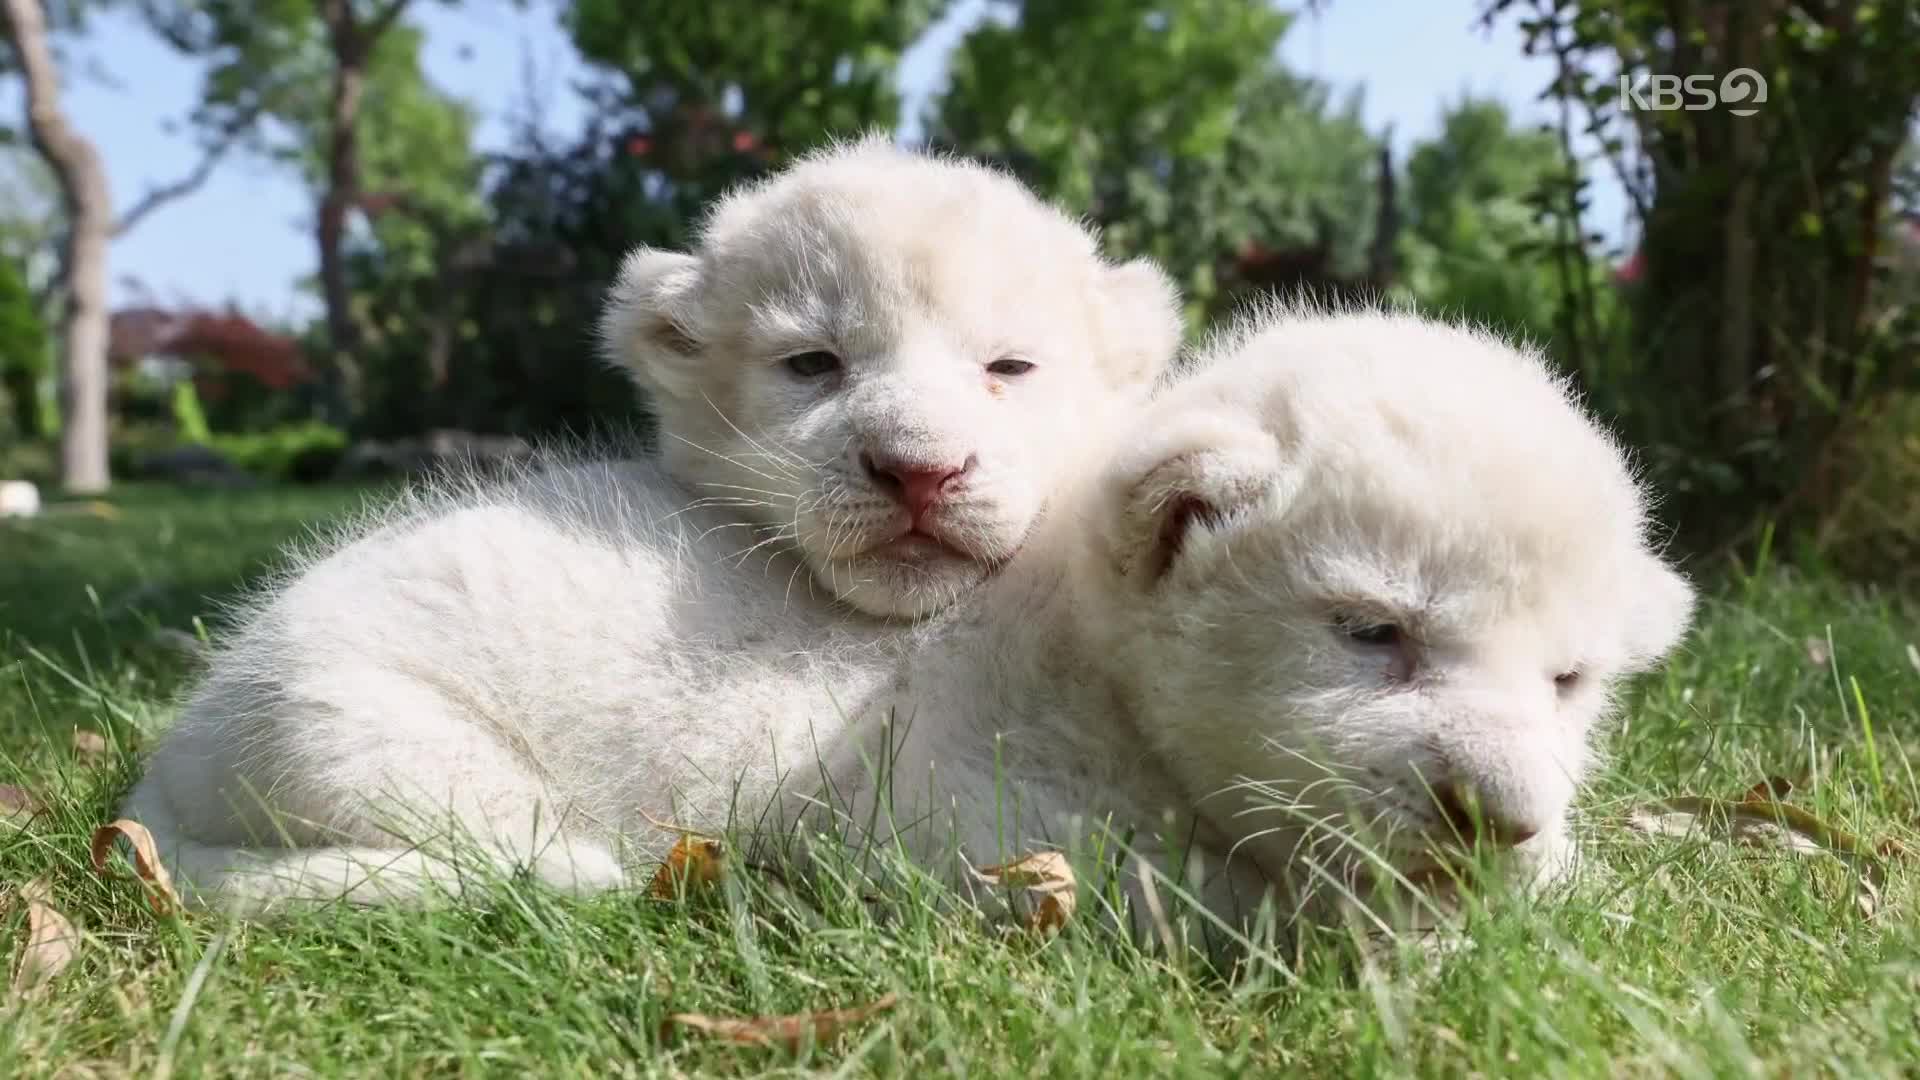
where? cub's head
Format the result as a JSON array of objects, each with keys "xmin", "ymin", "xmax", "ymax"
[
  {"xmin": 601, "ymin": 135, "xmax": 1182, "ymax": 619},
  {"xmin": 1079, "ymin": 307, "xmax": 1695, "ymax": 887}
]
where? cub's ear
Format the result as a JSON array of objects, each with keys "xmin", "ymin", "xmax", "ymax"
[
  {"xmin": 1094, "ymin": 257, "xmax": 1184, "ymax": 388},
  {"xmin": 1108, "ymin": 417, "xmax": 1287, "ymax": 584},
  {"xmin": 599, "ymin": 247, "xmax": 703, "ymax": 399},
  {"xmin": 1620, "ymin": 552, "xmax": 1697, "ymax": 672}
]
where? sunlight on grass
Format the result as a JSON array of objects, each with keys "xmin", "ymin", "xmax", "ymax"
[{"xmin": 1, "ymin": 486, "xmax": 1916, "ymax": 1075}]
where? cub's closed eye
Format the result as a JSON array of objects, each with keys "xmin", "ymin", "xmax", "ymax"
[
  {"xmin": 1554, "ymin": 671, "xmax": 1582, "ymax": 691},
  {"xmin": 986, "ymin": 357, "xmax": 1036, "ymax": 377},
  {"xmin": 1341, "ymin": 622, "xmax": 1403, "ymax": 647},
  {"xmin": 784, "ymin": 350, "xmax": 841, "ymax": 378}
]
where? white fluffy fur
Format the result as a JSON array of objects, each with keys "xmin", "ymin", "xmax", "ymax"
[
  {"xmin": 121, "ymin": 305, "xmax": 1696, "ymax": 925},
  {"xmin": 813, "ymin": 305, "xmax": 1697, "ymax": 924},
  {"xmin": 121, "ymin": 456, "xmax": 904, "ymax": 908},
  {"xmin": 599, "ymin": 134, "xmax": 1183, "ymax": 619}
]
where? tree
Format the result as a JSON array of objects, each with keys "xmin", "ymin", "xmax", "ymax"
[
  {"xmin": 345, "ymin": 108, "xmax": 653, "ymax": 441},
  {"xmin": 566, "ymin": 0, "xmax": 947, "ymax": 158},
  {"xmin": 2, "ymin": 0, "xmax": 112, "ymax": 490},
  {"xmin": 1486, "ymin": 0, "xmax": 1920, "ymax": 542},
  {"xmin": 335, "ymin": 0, "xmax": 955, "ymax": 441},
  {"xmin": 1181, "ymin": 71, "xmax": 1385, "ymax": 321},
  {"xmin": 934, "ymin": 1, "xmax": 1379, "ymax": 321},
  {"xmin": 1395, "ymin": 98, "xmax": 1583, "ymax": 348},
  {"xmin": 141, "ymin": 0, "xmax": 484, "ymax": 422},
  {"xmin": 0, "ymin": 1, "xmax": 261, "ymax": 489}
]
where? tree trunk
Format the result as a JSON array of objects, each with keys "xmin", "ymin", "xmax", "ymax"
[
  {"xmin": 1716, "ymin": 6, "xmax": 1760, "ymax": 448},
  {"xmin": 315, "ymin": 0, "xmax": 414, "ymax": 426},
  {"xmin": 2, "ymin": 0, "xmax": 112, "ymax": 492},
  {"xmin": 1366, "ymin": 139, "xmax": 1398, "ymax": 289},
  {"xmin": 317, "ymin": 22, "xmax": 368, "ymax": 420}
]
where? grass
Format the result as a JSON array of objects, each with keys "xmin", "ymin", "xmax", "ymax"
[{"xmin": 2, "ymin": 482, "xmax": 1918, "ymax": 1077}]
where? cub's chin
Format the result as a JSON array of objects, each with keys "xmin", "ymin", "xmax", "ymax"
[
  {"xmin": 817, "ymin": 547, "xmax": 991, "ymax": 620},
  {"xmin": 804, "ymin": 517, "xmax": 1030, "ymax": 620}
]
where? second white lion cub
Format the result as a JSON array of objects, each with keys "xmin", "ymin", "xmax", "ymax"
[{"xmin": 600, "ymin": 136, "xmax": 1183, "ymax": 618}]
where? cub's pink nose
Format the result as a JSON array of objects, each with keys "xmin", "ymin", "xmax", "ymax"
[{"xmin": 862, "ymin": 453, "xmax": 974, "ymax": 523}]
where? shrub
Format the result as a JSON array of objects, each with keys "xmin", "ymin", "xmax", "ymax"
[
  {"xmin": 207, "ymin": 422, "xmax": 350, "ymax": 484},
  {"xmin": 1806, "ymin": 392, "xmax": 1920, "ymax": 593}
]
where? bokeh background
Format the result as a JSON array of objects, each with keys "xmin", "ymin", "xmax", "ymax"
[{"xmin": 2, "ymin": 0, "xmax": 1916, "ymax": 584}]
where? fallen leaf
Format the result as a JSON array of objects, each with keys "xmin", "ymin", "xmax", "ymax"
[
  {"xmin": 972, "ymin": 851, "xmax": 1078, "ymax": 933},
  {"xmin": 9, "ymin": 878, "xmax": 78, "ymax": 1000},
  {"xmin": 665, "ymin": 993, "xmax": 900, "ymax": 1052},
  {"xmin": 0, "ymin": 784, "xmax": 41, "ymax": 825},
  {"xmin": 1626, "ymin": 782, "xmax": 1906, "ymax": 919},
  {"xmin": 90, "ymin": 819, "xmax": 183, "ymax": 914},
  {"xmin": 647, "ymin": 833, "xmax": 727, "ymax": 900},
  {"xmin": 71, "ymin": 729, "xmax": 108, "ymax": 760},
  {"xmin": 1739, "ymin": 776, "xmax": 1797, "ymax": 803},
  {"xmin": 1803, "ymin": 636, "xmax": 1832, "ymax": 668}
]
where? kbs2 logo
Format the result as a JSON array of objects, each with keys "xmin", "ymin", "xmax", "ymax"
[{"xmin": 1618, "ymin": 68, "xmax": 1767, "ymax": 116}]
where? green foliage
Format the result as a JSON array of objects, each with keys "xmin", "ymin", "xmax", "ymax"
[
  {"xmin": 0, "ymin": 146, "xmax": 59, "ymax": 270},
  {"xmin": 144, "ymin": 3, "xmax": 486, "ymax": 251},
  {"xmin": 206, "ymin": 419, "xmax": 348, "ymax": 482},
  {"xmin": 168, "ymin": 379, "xmax": 212, "ymax": 443},
  {"xmin": 1484, "ymin": 0, "xmax": 1920, "ymax": 554},
  {"xmin": 0, "ymin": 253, "xmax": 47, "ymax": 438},
  {"xmin": 935, "ymin": 1, "xmax": 1380, "ymax": 318},
  {"xmin": 350, "ymin": 27, "xmax": 486, "ymax": 276},
  {"xmin": 566, "ymin": 0, "xmax": 946, "ymax": 152},
  {"xmin": 936, "ymin": 0, "xmax": 1293, "ymax": 208},
  {"xmin": 1395, "ymin": 98, "xmax": 1586, "ymax": 347},
  {"xmin": 0, "ymin": 117, "xmax": 61, "ymax": 444},
  {"xmin": 1173, "ymin": 72, "xmax": 1380, "ymax": 319},
  {"xmin": 344, "ymin": 117, "xmax": 659, "ymax": 441},
  {"xmin": 106, "ymin": 417, "xmax": 349, "ymax": 483},
  {"xmin": 336, "ymin": 0, "xmax": 951, "ymax": 442}
]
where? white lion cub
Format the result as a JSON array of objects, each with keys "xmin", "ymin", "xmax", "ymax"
[
  {"xmin": 119, "ymin": 137, "xmax": 1184, "ymax": 910},
  {"xmin": 600, "ymin": 135, "xmax": 1182, "ymax": 618},
  {"xmin": 822, "ymin": 305, "xmax": 1698, "ymax": 923}
]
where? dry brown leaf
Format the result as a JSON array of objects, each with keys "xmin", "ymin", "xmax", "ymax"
[
  {"xmin": 1626, "ymin": 781, "xmax": 1907, "ymax": 919},
  {"xmin": 1803, "ymin": 637, "xmax": 1833, "ymax": 668},
  {"xmin": 665, "ymin": 993, "xmax": 900, "ymax": 1052},
  {"xmin": 1739, "ymin": 776, "xmax": 1797, "ymax": 803},
  {"xmin": 10, "ymin": 878, "xmax": 78, "ymax": 1000},
  {"xmin": 89, "ymin": 819, "xmax": 183, "ymax": 914},
  {"xmin": 71, "ymin": 729, "xmax": 108, "ymax": 760},
  {"xmin": 973, "ymin": 851, "xmax": 1078, "ymax": 933},
  {"xmin": 647, "ymin": 833, "xmax": 727, "ymax": 900},
  {"xmin": 0, "ymin": 784, "xmax": 41, "ymax": 826}
]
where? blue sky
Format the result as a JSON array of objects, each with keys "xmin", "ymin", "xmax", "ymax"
[{"xmin": 2, "ymin": 0, "xmax": 1625, "ymax": 321}]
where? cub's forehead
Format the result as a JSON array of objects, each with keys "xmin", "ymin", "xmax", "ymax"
[
  {"xmin": 694, "ymin": 145, "xmax": 1104, "ymax": 332},
  {"xmin": 1169, "ymin": 308, "xmax": 1655, "ymax": 600},
  {"xmin": 1178, "ymin": 308, "xmax": 1637, "ymax": 501}
]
